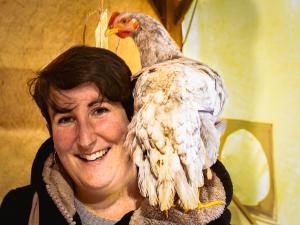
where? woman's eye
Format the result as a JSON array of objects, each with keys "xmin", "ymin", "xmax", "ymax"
[
  {"xmin": 93, "ymin": 107, "xmax": 108, "ymax": 116},
  {"xmin": 58, "ymin": 116, "xmax": 74, "ymax": 125}
]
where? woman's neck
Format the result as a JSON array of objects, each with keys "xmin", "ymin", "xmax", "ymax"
[
  {"xmin": 75, "ymin": 166, "xmax": 143, "ymax": 221},
  {"xmin": 80, "ymin": 191, "xmax": 141, "ymax": 221}
]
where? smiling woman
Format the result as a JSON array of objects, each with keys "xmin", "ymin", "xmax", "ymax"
[{"xmin": 0, "ymin": 46, "xmax": 142, "ymax": 225}]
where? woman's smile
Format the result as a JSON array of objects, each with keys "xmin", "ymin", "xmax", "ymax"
[{"xmin": 77, "ymin": 147, "xmax": 111, "ymax": 161}]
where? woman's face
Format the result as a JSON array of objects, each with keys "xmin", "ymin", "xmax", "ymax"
[{"xmin": 48, "ymin": 82, "xmax": 134, "ymax": 197}]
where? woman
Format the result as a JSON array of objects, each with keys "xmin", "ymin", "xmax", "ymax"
[
  {"xmin": 1, "ymin": 46, "xmax": 232, "ymax": 225},
  {"xmin": 1, "ymin": 46, "xmax": 142, "ymax": 225}
]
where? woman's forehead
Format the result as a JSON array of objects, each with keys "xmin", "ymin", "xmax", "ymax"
[{"xmin": 48, "ymin": 83, "xmax": 105, "ymax": 109}]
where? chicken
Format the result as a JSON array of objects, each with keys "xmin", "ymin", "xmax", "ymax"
[{"xmin": 106, "ymin": 12, "xmax": 227, "ymax": 212}]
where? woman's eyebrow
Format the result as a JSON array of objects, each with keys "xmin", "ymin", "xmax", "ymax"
[
  {"xmin": 88, "ymin": 100, "xmax": 101, "ymax": 108},
  {"xmin": 49, "ymin": 99, "xmax": 76, "ymax": 115},
  {"xmin": 88, "ymin": 96, "xmax": 105, "ymax": 108},
  {"xmin": 52, "ymin": 104, "xmax": 76, "ymax": 115}
]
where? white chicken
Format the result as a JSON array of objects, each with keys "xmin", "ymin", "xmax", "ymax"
[{"xmin": 106, "ymin": 12, "xmax": 227, "ymax": 213}]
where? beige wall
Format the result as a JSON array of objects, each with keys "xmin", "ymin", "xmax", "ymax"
[
  {"xmin": 0, "ymin": 0, "xmax": 158, "ymax": 200},
  {"xmin": 183, "ymin": 0, "xmax": 300, "ymax": 224},
  {"xmin": 3, "ymin": 1, "xmax": 300, "ymax": 224}
]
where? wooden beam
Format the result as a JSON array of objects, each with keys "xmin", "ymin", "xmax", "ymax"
[
  {"xmin": 147, "ymin": 0, "xmax": 164, "ymax": 19},
  {"xmin": 175, "ymin": 0, "xmax": 193, "ymax": 24},
  {"xmin": 165, "ymin": 0, "xmax": 182, "ymax": 48},
  {"xmin": 148, "ymin": 0, "xmax": 193, "ymax": 49}
]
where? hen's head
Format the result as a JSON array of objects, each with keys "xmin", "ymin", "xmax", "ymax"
[
  {"xmin": 105, "ymin": 11, "xmax": 182, "ymax": 68},
  {"xmin": 106, "ymin": 12, "xmax": 140, "ymax": 38}
]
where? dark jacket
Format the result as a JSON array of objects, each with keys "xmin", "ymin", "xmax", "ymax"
[{"xmin": 1, "ymin": 138, "xmax": 233, "ymax": 225}]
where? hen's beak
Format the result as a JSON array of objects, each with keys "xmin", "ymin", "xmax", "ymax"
[{"xmin": 105, "ymin": 27, "xmax": 119, "ymax": 36}]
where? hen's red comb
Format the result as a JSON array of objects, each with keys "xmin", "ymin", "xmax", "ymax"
[{"xmin": 108, "ymin": 12, "xmax": 120, "ymax": 26}]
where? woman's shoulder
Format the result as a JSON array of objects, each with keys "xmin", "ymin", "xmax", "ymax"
[{"xmin": 1, "ymin": 185, "xmax": 35, "ymax": 224}]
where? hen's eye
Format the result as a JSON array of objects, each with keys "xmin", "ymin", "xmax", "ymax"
[
  {"xmin": 58, "ymin": 116, "xmax": 74, "ymax": 125},
  {"xmin": 121, "ymin": 18, "xmax": 127, "ymax": 23}
]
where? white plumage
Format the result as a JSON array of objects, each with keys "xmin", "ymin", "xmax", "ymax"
[{"xmin": 106, "ymin": 12, "xmax": 227, "ymax": 212}]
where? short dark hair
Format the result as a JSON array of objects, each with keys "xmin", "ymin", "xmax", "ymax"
[{"xmin": 29, "ymin": 45, "xmax": 134, "ymax": 133}]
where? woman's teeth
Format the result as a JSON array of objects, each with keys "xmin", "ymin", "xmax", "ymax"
[{"xmin": 80, "ymin": 148, "xmax": 110, "ymax": 161}]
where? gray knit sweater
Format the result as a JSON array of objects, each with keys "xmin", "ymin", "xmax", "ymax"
[{"xmin": 74, "ymin": 198, "xmax": 116, "ymax": 225}]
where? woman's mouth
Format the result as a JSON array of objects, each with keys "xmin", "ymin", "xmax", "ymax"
[{"xmin": 78, "ymin": 147, "xmax": 111, "ymax": 161}]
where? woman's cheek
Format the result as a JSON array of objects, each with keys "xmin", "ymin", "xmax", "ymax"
[
  {"xmin": 53, "ymin": 126, "xmax": 76, "ymax": 153},
  {"xmin": 94, "ymin": 119, "xmax": 128, "ymax": 143}
]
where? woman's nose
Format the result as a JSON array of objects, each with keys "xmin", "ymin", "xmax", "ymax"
[{"xmin": 77, "ymin": 119, "xmax": 96, "ymax": 151}]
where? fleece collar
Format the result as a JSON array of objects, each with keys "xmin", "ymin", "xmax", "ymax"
[
  {"xmin": 42, "ymin": 153, "xmax": 76, "ymax": 225},
  {"xmin": 42, "ymin": 153, "xmax": 226, "ymax": 225}
]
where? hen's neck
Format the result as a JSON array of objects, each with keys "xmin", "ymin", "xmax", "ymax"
[{"xmin": 132, "ymin": 14, "xmax": 183, "ymax": 68}]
